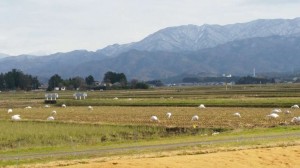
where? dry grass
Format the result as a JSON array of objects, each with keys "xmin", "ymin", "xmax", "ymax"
[{"xmin": 22, "ymin": 144, "xmax": 300, "ymax": 168}]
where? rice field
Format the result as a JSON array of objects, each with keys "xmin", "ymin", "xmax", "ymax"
[
  {"xmin": 1, "ymin": 106, "xmax": 299, "ymax": 128},
  {"xmin": 0, "ymin": 84, "xmax": 300, "ymax": 156},
  {"xmin": 2, "ymin": 105, "xmax": 297, "ymax": 153},
  {"xmin": 1, "ymin": 84, "xmax": 300, "ymax": 108}
]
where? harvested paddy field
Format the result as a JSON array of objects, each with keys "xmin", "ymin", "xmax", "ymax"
[
  {"xmin": 0, "ymin": 84, "xmax": 300, "ymax": 167},
  {"xmin": 1, "ymin": 106, "xmax": 300, "ymax": 128}
]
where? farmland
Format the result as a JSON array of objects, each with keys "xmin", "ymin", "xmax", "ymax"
[
  {"xmin": 1, "ymin": 107, "xmax": 300, "ymax": 128},
  {"xmin": 0, "ymin": 84, "xmax": 300, "ymax": 166}
]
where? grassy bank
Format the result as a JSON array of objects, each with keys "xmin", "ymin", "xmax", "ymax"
[
  {"xmin": 0, "ymin": 120, "xmax": 225, "ymax": 153},
  {"xmin": 0, "ymin": 125, "xmax": 299, "ymax": 166}
]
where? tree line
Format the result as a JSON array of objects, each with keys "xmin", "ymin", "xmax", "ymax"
[
  {"xmin": 47, "ymin": 71, "xmax": 152, "ymax": 91},
  {"xmin": 236, "ymin": 76, "xmax": 275, "ymax": 84},
  {"xmin": 102, "ymin": 71, "xmax": 151, "ymax": 89},
  {"xmin": 47, "ymin": 74, "xmax": 95, "ymax": 91},
  {"xmin": 182, "ymin": 76, "xmax": 275, "ymax": 85},
  {"xmin": 0, "ymin": 69, "xmax": 157, "ymax": 91},
  {"xmin": 0, "ymin": 69, "xmax": 40, "ymax": 90}
]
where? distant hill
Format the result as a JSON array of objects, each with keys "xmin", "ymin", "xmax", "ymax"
[{"xmin": 0, "ymin": 50, "xmax": 107, "ymax": 79}]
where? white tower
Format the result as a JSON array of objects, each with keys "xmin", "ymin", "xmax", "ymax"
[{"xmin": 253, "ymin": 68, "xmax": 256, "ymax": 77}]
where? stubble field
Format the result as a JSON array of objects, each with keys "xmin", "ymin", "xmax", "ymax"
[
  {"xmin": 1, "ymin": 106, "xmax": 300, "ymax": 128},
  {"xmin": 0, "ymin": 84, "xmax": 300, "ymax": 167}
]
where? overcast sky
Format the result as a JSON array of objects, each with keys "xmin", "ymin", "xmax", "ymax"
[{"xmin": 0, "ymin": 0, "xmax": 300, "ymax": 56}]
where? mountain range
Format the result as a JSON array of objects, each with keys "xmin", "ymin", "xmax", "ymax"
[
  {"xmin": 97, "ymin": 17, "xmax": 300, "ymax": 56},
  {"xmin": 1, "ymin": 17, "xmax": 300, "ymax": 82}
]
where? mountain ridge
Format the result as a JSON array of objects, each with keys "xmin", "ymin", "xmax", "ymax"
[
  {"xmin": 97, "ymin": 17, "xmax": 300, "ymax": 56},
  {"xmin": 1, "ymin": 18, "xmax": 300, "ymax": 81}
]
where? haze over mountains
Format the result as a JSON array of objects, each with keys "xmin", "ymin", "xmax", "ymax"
[
  {"xmin": 1, "ymin": 18, "xmax": 300, "ymax": 81},
  {"xmin": 0, "ymin": 53, "xmax": 10, "ymax": 59}
]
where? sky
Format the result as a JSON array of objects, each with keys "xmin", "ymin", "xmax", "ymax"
[{"xmin": 0, "ymin": 0, "xmax": 300, "ymax": 56}]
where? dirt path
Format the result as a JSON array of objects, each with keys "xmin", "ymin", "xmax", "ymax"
[{"xmin": 63, "ymin": 145, "xmax": 300, "ymax": 168}]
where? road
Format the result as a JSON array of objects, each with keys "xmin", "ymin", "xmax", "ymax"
[{"xmin": 1, "ymin": 132, "xmax": 300, "ymax": 161}]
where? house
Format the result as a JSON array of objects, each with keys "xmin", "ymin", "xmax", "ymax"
[
  {"xmin": 54, "ymin": 86, "xmax": 66, "ymax": 91},
  {"xmin": 112, "ymin": 82, "xmax": 121, "ymax": 87},
  {"xmin": 93, "ymin": 81, "xmax": 101, "ymax": 86}
]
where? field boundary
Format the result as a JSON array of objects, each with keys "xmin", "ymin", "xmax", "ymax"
[{"xmin": 1, "ymin": 132, "xmax": 300, "ymax": 161}]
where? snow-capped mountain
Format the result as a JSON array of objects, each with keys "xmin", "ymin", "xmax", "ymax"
[{"xmin": 97, "ymin": 17, "xmax": 300, "ymax": 56}]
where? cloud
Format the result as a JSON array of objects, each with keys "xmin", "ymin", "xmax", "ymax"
[{"xmin": 243, "ymin": 0, "xmax": 300, "ymax": 5}]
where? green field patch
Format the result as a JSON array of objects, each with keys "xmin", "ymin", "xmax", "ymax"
[
  {"xmin": 53, "ymin": 97, "xmax": 300, "ymax": 108},
  {"xmin": 0, "ymin": 125, "xmax": 299, "ymax": 166},
  {"xmin": 0, "ymin": 120, "xmax": 228, "ymax": 154}
]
